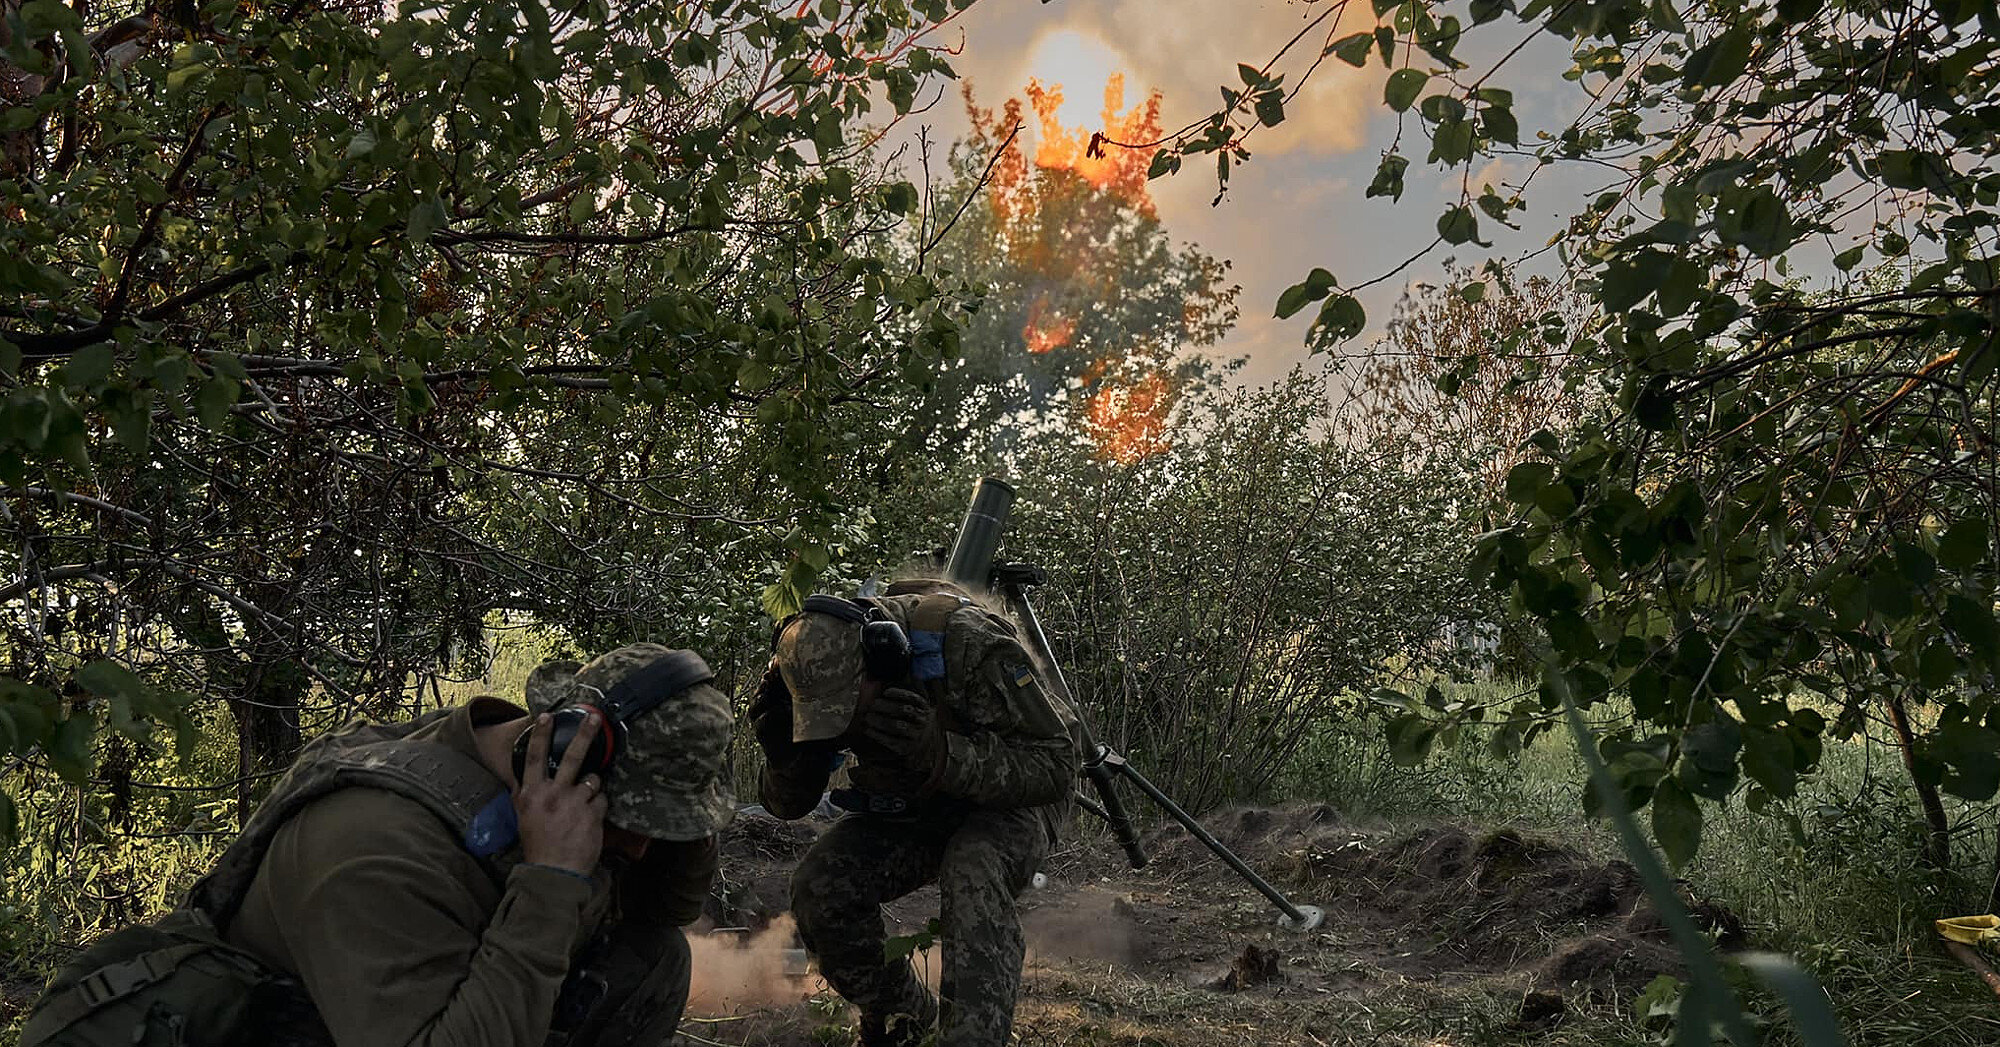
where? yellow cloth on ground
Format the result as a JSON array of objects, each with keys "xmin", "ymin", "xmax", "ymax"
[{"xmin": 1936, "ymin": 915, "xmax": 2000, "ymax": 946}]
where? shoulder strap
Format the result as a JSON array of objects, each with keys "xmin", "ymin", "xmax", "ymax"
[
  {"xmin": 24, "ymin": 941, "xmax": 222, "ymax": 1037},
  {"xmin": 604, "ymin": 649, "xmax": 714, "ymax": 722},
  {"xmin": 188, "ymin": 709, "xmax": 505, "ymax": 931},
  {"xmin": 907, "ymin": 592, "xmax": 971, "ymax": 636}
]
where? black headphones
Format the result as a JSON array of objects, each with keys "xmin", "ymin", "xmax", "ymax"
[
  {"xmin": 773, "ymin": 594, "xmax": 913, "ymax": 682},
  {"xmin": 511, "ymin": 650, "xmax": 714, "ymax": 783}
]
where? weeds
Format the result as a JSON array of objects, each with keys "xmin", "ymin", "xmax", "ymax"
[{"xmin": 1279, "ymin": 677, "xmax": 2000, "ymax": 1045}]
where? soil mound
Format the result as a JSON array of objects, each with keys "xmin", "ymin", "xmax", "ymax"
[
  {"xmin": 1300, "ymin": 824, "xmax": 1740, "ymax": 992},
  {"xmin": 1129, "ymin": 806, "xmax": 1740, "ymax": 995},
  {"xmin": 1140, "ymin": 802, "xmax": 1348, "ymax": 868},
  {"xmin": 709, "ymin": 810, "xmax": 823, "ymax": 928}
]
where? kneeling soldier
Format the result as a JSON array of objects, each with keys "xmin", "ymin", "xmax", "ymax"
[
  {"xmin": 25, "ymin": 643, "xmax": 733, "ymax": 1047},
  {"xmin": 752, "ymin": 586, "xmax": 1082, "ymax": 1047}
]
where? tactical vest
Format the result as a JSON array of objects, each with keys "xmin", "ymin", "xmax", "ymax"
[
  {"xmin": 22, "ymin": 707, "xmax": 509, "ymax": 1047},
  {"xmin": 831, "ymin": 589, "xmax": 1081, "ymax": 819}
]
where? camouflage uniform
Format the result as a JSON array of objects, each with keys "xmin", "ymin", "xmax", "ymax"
[
  {"xmin": 214, "ymin": 644, "xmax": 732, "ymax": 1047},
  {"xmin": 762, "ymin": 590, "xmax": 1082, "ymax": 1047}
]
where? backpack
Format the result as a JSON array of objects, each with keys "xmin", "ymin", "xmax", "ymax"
[
  {"xmin": 20, "ymin": 707, "xmax": 506, "ymax": 1047},
  {"xmin": 18, "ymin": 908, "xmax": 316, "ymax": 1047}
]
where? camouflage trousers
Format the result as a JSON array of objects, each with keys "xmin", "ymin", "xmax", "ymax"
[{"xmin": 791, "ymin": 806, "xmax": 1052, "ymax": 1047}]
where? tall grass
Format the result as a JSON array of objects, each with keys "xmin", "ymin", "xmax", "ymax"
[{"xmin": 1277, "ymin": 676, "xmax": 2000, "ymax": 1044}]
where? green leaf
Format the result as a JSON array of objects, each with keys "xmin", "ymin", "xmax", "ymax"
[
  {"xmin": 1741, "ymin": 727, "xmax": 1798, "ymax": 798},
  {"xmin": 1650, "ymin": 777, "xmax": 1702, "ymax": 869},
  {"xmin": 66, "ymin": 342, "xmax": 115, "ymax": 388},
  {"xmin": 1384, "ymin": 68, "xmax": 1428, "ymax": 112},
  {"xmin": 1601, "ymin": 250, "xmax": 1675, "ymax": 312},
  {"xmin": 1774, "ymin": 0, "xmax": 1824, "ymax": 22},
  {"xmin": 1437, "ymin": 204, "xmax": 1479, "ymax": 245},
  {"xmin": 1876, "ymin": 150, "xmax": 1950, "ymax": 193},
  {"xmin": 0, "ymin": 788, "xmax": 14, "ymax": 846},
  {"xmin": 1366, "ymin": 153, "xmax": 1409, "ymax": 201},
  {"xmin": 1504, "ymin": 461, "xmax": 1555, "ymax": 503},
  {"xmin": 1387, "ymin": 714, "xmax": 1438, "ymax": 766},
  {"xmin": 1254, "ymin": 90, "xmax": 1285, "ymax": 128},
  {"xmin": 1481, "ymin": 104, "xmax": 1518, "ymax": 145},
  {"xmin": 196, "ymin": 375, "xmax": 240, "ymax": 430},
  {"xmin": 1326, "ymin": 32, "xmax": 1374, "ymax": 67},
  {"xmin": 1276, "ymin": 268, "xmax": 1335, "ymax": 318},
  {"xmin": 1945, "ymin": 595, "xmax": 1999, "ymax": 665},
  {"xmin": 1937, "ymin": 517, "xmax": 1989, "ymax": 570},
  {"xmin": 1683, "ymin": 26, "xmax": 1754, "ymax": 89},
  {"xmin": 884, "ymin": 917, "xmax": 943, "ymax": 961},
  {"xmin": 75, "ymin": 660, "xmax": 145, "ymax": 699},
  {"xmin": 1735, "ymin": 954, "xmax": 1846, "ymax": 1047},
  {"xmin": 1309, "ymin": 294, "xmax": 1366, "ymax": 344},
  {"xmin": 46, "ymin": 713, "xmax": 95, "ymax": 783},
  {"xmin": 882, "ymin": 181, "xmax": 920, "ymax": 215},
  {"xmin": 1648, "ymin": 0, "xmax": 1688, "ymax": 33},
  {"xmin": 408, "ymin": 196, "xmax": 450, "ymax": 244},
  {"xmin": 1428, "ymin": 115, "xmax": 1475, "ymax": 164},
  {"xmin": 1554, "ymin": 678, "xmax": 1761, "ymax": 1047}
]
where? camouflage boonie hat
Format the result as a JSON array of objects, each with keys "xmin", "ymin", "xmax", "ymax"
[
  {"xmin": 524, "ymin": 643, "xmax": 734, "ymax": 840},
  {"xmin": 774, "ymin": 612, "xmax": 865, "ymax": 743}
]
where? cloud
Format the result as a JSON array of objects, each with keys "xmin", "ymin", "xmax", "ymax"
[{"xmin": 951, "ymin": 0, "xmax": 1383, "ymax": 159}]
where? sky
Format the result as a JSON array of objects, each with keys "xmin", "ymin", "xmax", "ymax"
[{"xmin": 889, "ymin": 0, "xmax": 1609, "ymax": 387}]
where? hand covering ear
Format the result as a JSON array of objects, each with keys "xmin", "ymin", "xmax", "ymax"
[{"xmin": 859, "ymin": 686, "xmax": 944, "ymax": 777}]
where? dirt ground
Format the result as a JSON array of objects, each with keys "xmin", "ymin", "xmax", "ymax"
[{"xmin": 682, "ymin": 804, "xmax": 1744, "ymax": 1046}]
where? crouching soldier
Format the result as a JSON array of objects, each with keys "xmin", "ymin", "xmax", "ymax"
[
  {"xmin": 751, "ymin": 586, "xmax": 1082, "ymax": 1047},
  {"xmin": 23, "ymin": 643, "xmax": 734, "ymax": 1047}
]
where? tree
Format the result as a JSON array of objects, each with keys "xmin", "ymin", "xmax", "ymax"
[
  {"xmin": 1148, "ymin": 0, "xmax": 2000, "ymax": 892},
  {"xmin": 999, "ymin": 370, "xmax": 1489, "ymax": 810},
  {"xmin": 0, "ymin": 0, "xmax": 981, "ymax": 841},
  {"xmin": 1343, "ymin": 263, "xmax": 1598, "ymax": 493},
  {"xmin": 887, "ymin": 75, "xmax": 1239, "ymax": 467}
]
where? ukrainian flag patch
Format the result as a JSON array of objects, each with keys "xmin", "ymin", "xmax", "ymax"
[{"xmin": 1011, "ymin": 663, "xmax": 1035, "ymax": 688}]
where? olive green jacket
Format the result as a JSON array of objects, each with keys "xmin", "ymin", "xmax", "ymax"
[{"xmin": 226, "ymin": 698, "xmax": 714, "ymax": 1047}]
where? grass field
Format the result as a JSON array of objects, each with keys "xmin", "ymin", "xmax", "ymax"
[
  {"xmin": 8, "ymin": 670, "xmax": 1999, "ymax": 1046},
  {"xmin": 1276, "ymin": 678, "xmax": 2000, "ymax": 1044}
]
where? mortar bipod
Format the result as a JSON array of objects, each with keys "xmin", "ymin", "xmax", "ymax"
[{"xmin": 993, "ymin": 564, "xmax": 1325, "ymax": 935}]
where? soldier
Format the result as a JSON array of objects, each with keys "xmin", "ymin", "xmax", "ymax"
[
  {"xmin": 751, "ymin": 587, "xmax": 1082, "ymax": 1047},
  {"xmin": 23, "ymin": 642, "xmax": 732, "ymax": 1047}
]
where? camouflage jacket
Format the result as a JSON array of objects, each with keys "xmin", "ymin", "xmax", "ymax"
[{"xmin": 762, "ymin": 592, "xmax": 1083, "ymax": 819}]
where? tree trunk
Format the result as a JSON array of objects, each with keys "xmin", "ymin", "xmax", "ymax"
[{"xmin": 1886, "ymin": 690, "xmax": 1952, "ymax": 868}]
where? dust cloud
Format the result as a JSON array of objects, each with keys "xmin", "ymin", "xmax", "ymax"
[
  {"xmin": 686, "ymin": 917, "xmax": 823, "ymax": 1016},
  {"xmin": 685, "ymin": 916, "xmax": 944, "ymax": 1018},
  {"xmin": 1023, "ymin": 887, "xmax": 1136, "ymax": 967}
]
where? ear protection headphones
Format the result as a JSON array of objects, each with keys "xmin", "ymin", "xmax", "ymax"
[
  {"xmin": 511, "ymin": 650, "xmax": 714, "ymax": 783},
  {"xmin": 772, "ymin": 594, "xmax": 913, "ymax": 682}
]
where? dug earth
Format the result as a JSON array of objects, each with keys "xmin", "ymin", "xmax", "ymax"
[{"xmin": 684, "ymin": 804, "xmax": 1744, "ymax": 1046}]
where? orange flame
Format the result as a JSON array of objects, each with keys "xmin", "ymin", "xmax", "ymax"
[
  {"xmin": 1023, "ymin": 296, "xmax": 1077, "ymax": 354},
  {"xmin": 1024, "ymin": 75, "xmax": 1163, "ymax": 217},
  {"xmin": 1084, "ymin": 372, "xmax": 1173, "ymax": 464}
]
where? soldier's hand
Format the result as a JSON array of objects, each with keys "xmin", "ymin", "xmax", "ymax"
[
  {"xmin": 749, "ymin": 661, "xmax": 800, "ymax": 760},
  {"xmin": 515, "ymin": 711, "xmax": 608, "ymax": 877},
  {"xmin": 860, "ymin": 686, "xmax": 944, "ymax": 774}
]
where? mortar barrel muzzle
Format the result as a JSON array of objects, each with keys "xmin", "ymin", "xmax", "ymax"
[{"xmin": 945, "ymin": 476, "xmax": 1017, "ymax": 590}]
